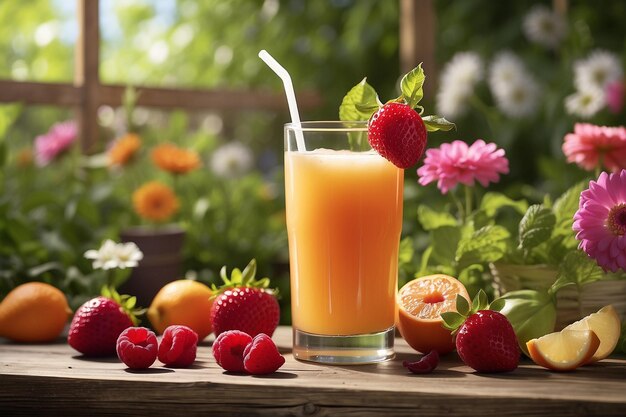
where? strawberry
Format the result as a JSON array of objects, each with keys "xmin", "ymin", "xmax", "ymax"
[
  {"xmin": 442, "ymin": 290, "xmax": 520, "ymax": 373},
  {"xmin": 210, "ymin": 259, "xmax": 280, "ymax": 338},
  {"xmin": 368, "ymin": 102, "xmax": 427, "ymax": 169},
  {"xmin": 339, "ymin": 65, "xmax": 455, "ymax": 167},
  {"xmin": 68, "ymin": 287, "xmax": 140, "ymax": 357}
]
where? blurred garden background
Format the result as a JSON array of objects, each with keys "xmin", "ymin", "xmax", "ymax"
[{"xmin": 1, "ymin": 0, "xmax": 625, "ymax": 324}]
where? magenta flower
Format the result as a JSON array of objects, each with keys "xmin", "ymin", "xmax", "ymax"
[
  {"xmin": 573, "ymin": 170, "xmax": 626, "ymax": 272},
  {"xmin": 34, "ymin": 120, "xmax": 78, "ymax": 166},
  {"xmin": 562, "ymin": 123, "xmax": 626, "ymax": 173},
  {"xmin": 417, "ymin": 139, "xmax": 509, "ymax": 194}
]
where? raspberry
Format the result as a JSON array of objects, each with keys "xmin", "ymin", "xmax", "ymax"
[
  {"xmin": 158, "ymin": 325, "xmax": 198, "ymax": 367},
  {"xmin": 402, "ymin": 350, "xmax": 439, "ymax": 374},
  {"xmin": 212, "ymin": 330, "xmax": 252, "ymax": 373},
  {"xmin": 116, "ymin": 327, "xmax": 158, "ymax": 369},
  {"xmin": 243, "ymin": 333, "xmax": 285, "ymax": 375}
]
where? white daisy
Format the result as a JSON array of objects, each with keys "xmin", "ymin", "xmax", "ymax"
[
  {"xmin": 436, "ymin": 52, "xmax": 484, "ymax": 119},
  {"xmin": 574, "ymin": 49, "xmax": 623, "ymax": 91},
  {"xmin": 522, "ymin": 5, "xmax": 567, "ymax": 49},
  {"xmin": 565, "ymin": 87, "xmax": 606, "ymax": 119},
  {"xmin": 210, "ymin": 141, "xmax": 254, "ymax": 179},
  {"xmin": 84, "ymin": 240, "xmax": 143, "ymax": 270},
  {"xmin": 488, "ymin": 52, "xmax": 540, "ymax": 118}
]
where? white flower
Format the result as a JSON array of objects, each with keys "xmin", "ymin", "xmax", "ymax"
[
  {"xmin": 522, "ymin": 5, "xmax": 567, "ymax": 49},
  {"xmin": 574, "ymin": 50, "xmax": 623, "ymax": 91},
  {"xmin": 84, "ymin": 239, "xmax": 144, "ymax": 270},
  {"xmin": 210, "ymin": 141, "xmax": 254, "ymax": 179},
  {"xmin": 565, "ymin": 87, "xmax": 605, "ymax": 119},
  {"xmin": 436, "ymin": 52, "xmax": 484, "ymax": 119},
  {"xmin": 488, "ymin": 52, "xmax": 540, "ymax": 118}
]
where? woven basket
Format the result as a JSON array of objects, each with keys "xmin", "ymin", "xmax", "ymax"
[{"xmin": 490, "ymin": 262, "xmax": 626, "ymax": 330}]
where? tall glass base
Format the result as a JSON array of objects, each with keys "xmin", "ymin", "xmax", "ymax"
[{"xmin": 292, "ymin": 327, "xmax": 395, "ymax": 365}]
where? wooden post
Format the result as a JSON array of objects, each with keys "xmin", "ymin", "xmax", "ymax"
[
  {"xmin": 75, "ymin": 0, "xmax": 100, "ymax": 153},
  {"xmin": 400, "ymin": 0, "xmax": 437, "ymax": 98}
]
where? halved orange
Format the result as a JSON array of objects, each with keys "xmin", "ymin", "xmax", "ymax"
[
  {"xmin": 563, "ymin": 305, "xmax": 621, "ymax": 363},
  {"xmin": 527, "ymin": 329, "xmax": 600, "ymax": 371},
  {"xmin": 397, "ymin": 274, "xmax": 470, "ymax": 354}
]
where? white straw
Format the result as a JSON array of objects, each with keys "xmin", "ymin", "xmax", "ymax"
[{"xmin": 258, "ymin": 50, "xmax": 306, "ymax": 152}]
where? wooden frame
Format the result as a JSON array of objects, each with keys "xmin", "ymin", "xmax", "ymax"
[{"xmin": 0, "ymin": 0, "xmax": 323, "ymax": 152}]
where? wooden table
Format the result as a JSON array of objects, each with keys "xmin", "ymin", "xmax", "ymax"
[{"xmin": 1, "ymin": 326, "xmax": 625, "ymax": 416}]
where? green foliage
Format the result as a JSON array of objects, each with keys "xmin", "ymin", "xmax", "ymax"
[
  {"xmin": 400, "ymin": 63, "xmax": 426, "ymax": 109},
  {"xmin": 518, "ymin": 205, "xmax": 556, "ymax": 251}
]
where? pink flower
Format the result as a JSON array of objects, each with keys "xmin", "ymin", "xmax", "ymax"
[
  {"xmin": 606, "ymin": 80, "xmax": 624, "ymax": 114},
  {"xmin": 417, "ymin": 139, "xmax": 509, "ymax": 194},
  {"xmin": 562, "ymin": 123, "xmax": 626, "ymax": 172},
  {"xmin": 573, "ymin": 170, "xmax": 626, "ymax": 272},
  {"xmin": 34, "ymin": 120, "xmax": 78, "ymax": 166}
]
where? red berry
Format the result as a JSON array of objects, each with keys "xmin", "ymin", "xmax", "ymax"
[
  {"xmin": 243, "ymin": 333, "xmax": 285, "ymax": 375},
  {"xmin": 402, "ymin": 350, "xmax": 439, "ymax": 374},
  {"xmin": 212, "ymin": 330, "xmax": 253, "ymax": 373},
  {"xmin": 68, "ymin": 296, "xmax": 133, "ymax": 357},
  {"xmin": 158, "ymin": 325, "xmax": 198, "ymax": 367},
  {"xmin": 210, "ymin": 287, "xmax": 279, "ymax": 338},
  {"xmin": 116, "ymin": 327, "xmax": 158, "ymax": 369},
  {"xmin": 455, "ymin": 310, "xmax": 520, "ymax": 373},
  {"xmin": 368, "ymin": 102, "xmax": 427, "ymax": 169}
]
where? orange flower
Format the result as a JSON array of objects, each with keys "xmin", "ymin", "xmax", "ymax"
[
  {"xmin": 132, "ymin": 181, "xmax": 179, "ymax": 222},
  {"xmin": 108, "ymin": 133, "xmax": 141, "ymax": 166},
  {"xmin": 16, "ymin": 148, "xmax": 34, "ymax": 167},
  {"xmin": 151, "ymin": 143, "xmax": 200, "ymax": 174}
]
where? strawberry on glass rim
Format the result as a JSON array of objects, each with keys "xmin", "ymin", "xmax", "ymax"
[{"xmin": 339, "ymin": 63, "xmax": 455, "ymax": 169}]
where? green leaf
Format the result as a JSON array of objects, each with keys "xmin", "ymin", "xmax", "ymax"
[
  {"xmin": 417, "ymin": 205, "xmax": 457, "ymax": 231},
  {"xmin": 458, "ymin": 264, "xmax": 484, "ymax": 299},
  {"xmin": 456, "ymin": 225, "xmax": 510, "ymax": 268},
  {"xmin": 518, "ymin": 205, "xmax": 555, "ymax": 250},
  {"xmin": 489, "ymin": 298, "xmax": 506, "ymax": 312},
  {"xmin": 241, "ymin": 258, "xmax": 257, "ymax": 284},
  {"xmin": 430, "ymin": 225, "xmax": 462, "ymax": 265},
  {"xmin": 471, "ymin": 289, "xmax": 489, "ymax": 312},
  {"xmin": 422, "ymin": 115, "xmax": 456, "ymax": 132},
  {"xmin": 398, "ymin": 237, "xmax": 414, "ymax": 265},
  {"xmin": 456, "ymin": 295, "xmax": 470, "ymax": 316},
  {"xmin": 553, "ymin": 250, "xmax": 604, "ymax": 291},
  {"xmin": 480, "ymin": 192, "xmax": 528, "ymax": 217},
  {"xmin": 441, "ymin": 311, "xmax": 465, "ymax": 331},
  {"xmin": 553, "ymin": 181, "xmax": 586, "ymax": 226},
  {"xmin": 498, "ymin": 289, "xmax": 557, "ymax": 356},
  {"xmin": 400, "ymin": 63, "xmax": 425, "ymax": 108},
  {"xmin": 339, "ymin": 78, "xmax": 380, "ymax": 121}
]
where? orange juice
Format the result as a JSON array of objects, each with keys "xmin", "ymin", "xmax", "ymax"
[{"xmin": 285, "ymin": 149, "xmax": 403, "ymax": 335}]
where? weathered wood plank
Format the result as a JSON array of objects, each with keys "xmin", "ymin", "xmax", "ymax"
[
  {"xmin": 0, "ymin": 80, "xmax": 81, "ymax": 106},
  {"xmin": 1, "ymin": 327, "xmax": 625, "ymax": 416},
  {"xmin": 400, "ymin": 0, "xmax": 437, "ymax": 97}
]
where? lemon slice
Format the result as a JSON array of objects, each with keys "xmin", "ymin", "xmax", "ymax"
[
  {"xmin": 563, "ymin": 305, "xmax": 621, "ymax": 363},
  {"xmin": 527, "ymin": 329, "xmax": 600, "ymax": 371}
]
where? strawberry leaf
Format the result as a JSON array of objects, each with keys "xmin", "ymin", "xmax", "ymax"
[
  {"xmin": 213, "ymin": 258, "xmax": 275, "ymax": 296},
  {"xmin": 422, "ymin": 115, "xmax": 456, "ymax": 132},
  {"xmin": 489, "ymin": 298, "xmax": 506, "ymax": 312},
  {"xmin": 339, "ymin": 78, "xmax": 380, "ymax": 121},
  {"xmin": 401, "ymin": 63, "xmax": 425, "ymax": 109},
  {"xmin": 470, "ymin": 289, "xmax": 490, "ymax": 314},
  {"xmin": 441, "ymin": 311, "xmax": 465, "ymax": 331},
  {"xmin": 456, "ymin": 294, "xmax": 470, "ymax": 316}
]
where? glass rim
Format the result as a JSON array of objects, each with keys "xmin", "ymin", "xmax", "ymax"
[{"xmin": 285, "ymin": 121, "xmax": 368, "ymax": 132}]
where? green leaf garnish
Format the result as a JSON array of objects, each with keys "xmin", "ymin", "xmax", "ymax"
[
  {"xmin": 421, "ymin": 115, "xmax": 456, "ymax": 132},
  {"xmin": 339, "ymin": 78, "xmax": 380, "ymax": 122},
  {"xmin": 400, "ymin": 63, "xmax": 426, "ymax": 109}
]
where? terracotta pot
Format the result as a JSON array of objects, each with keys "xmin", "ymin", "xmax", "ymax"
[{"xmin": 119, "ymin": 226, "xmax": 185, "ymax": 308}]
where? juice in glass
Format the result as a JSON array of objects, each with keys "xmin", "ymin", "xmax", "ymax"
[{"xmin": 285, "ymin": 121, "xmax": 403, "ymax": 364}]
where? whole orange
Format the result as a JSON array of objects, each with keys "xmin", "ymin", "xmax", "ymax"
[
  {"xmin": 147, "ymin": 280, "xmax": 214, "ymax": 340},
  {"xmin": 0, "ymin": 282, "xmax": 72, "ymax": 342},
  {"xmin": 397, "ymin": 274, "xmax": 470, "ymax": 354}
]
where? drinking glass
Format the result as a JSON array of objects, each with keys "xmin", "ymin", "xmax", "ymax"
[{"xmin": 285, "ymin": 121, "xmax": 404, "ymax": 364}]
